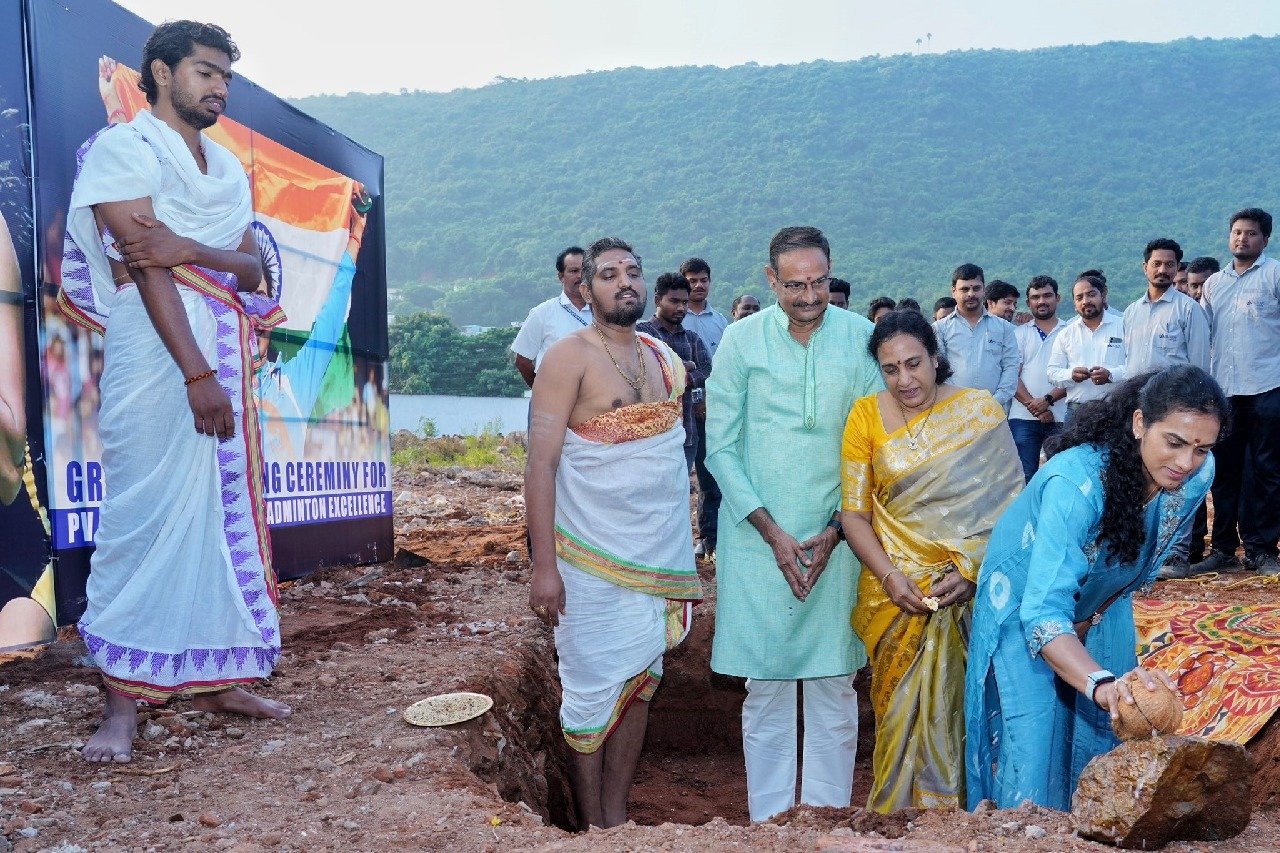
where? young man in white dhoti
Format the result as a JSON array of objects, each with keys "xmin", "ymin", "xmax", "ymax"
[
  {"xmin": 706, "ymin": 226, "xmax": 883, "ymax": 822},
  {"xmin": 525, "ymin": 237, "xmax": 703, "ymax": 829},
  {"xmin": 60, "ymin": 21, "xmax": 290, "ymax": 764}
]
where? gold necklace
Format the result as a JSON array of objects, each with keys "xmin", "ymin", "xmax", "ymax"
[
  {"xmin": 594, "ymin": 323, "xmax": 647, "ymax": 399},
  {"xmin": 895, "ymin": 390, "xmax": 939, "ymax": 450}
]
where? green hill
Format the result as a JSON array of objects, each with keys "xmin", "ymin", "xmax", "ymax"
[{"xmin": 295, "ymin": 36, "xmax": 1280, "ymax": 326}]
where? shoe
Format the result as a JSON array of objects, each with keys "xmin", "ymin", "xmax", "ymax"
[
  {"xmin": 1194, "ymin": 551, "xmax": 1243, "ymax": 574},
  {"xmin": 1253, "ymin": 554, "xmax": 1280, "ymax": 577},
  {"xmin": 1158, "ymin": 560, "xmax": 1196, "ymax": 580},
  {"xmin": 694, "ymin": 541, "xmax": 705, "ymax": 557}
]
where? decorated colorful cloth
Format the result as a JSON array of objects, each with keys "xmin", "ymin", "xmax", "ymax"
[
  {"xmin": 62, "ymin": 113, "xmax": 284, "ymax": 703},
  {"xmin": 552, "ymin": 335, "xmax": 701, "ymax": 753},
  {"xmin": 842, "ymin": 387, "xmax": 1022, "ymax": 812},
  {"xmin": 1136, "ymin": 598, "xmax": 1280, "ymax": 744}
]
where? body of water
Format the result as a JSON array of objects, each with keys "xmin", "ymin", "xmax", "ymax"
[{"xmin": 390, "ymin": 394, "xmax": 529, "ymax": 436}]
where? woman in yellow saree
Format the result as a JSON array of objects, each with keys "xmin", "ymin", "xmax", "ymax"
[{"xmin": 840, "ymin": 310, "xmax": 1023, "ymax": 813}]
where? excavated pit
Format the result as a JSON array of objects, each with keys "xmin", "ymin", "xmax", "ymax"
[{"xmin": 469, "ymin": 562, "xmax": 876, "ymax": 832}]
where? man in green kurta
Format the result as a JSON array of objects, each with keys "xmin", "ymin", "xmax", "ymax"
[{"xmin": 706, "ymin": 226, "xmax": 882, "ymax": 822}]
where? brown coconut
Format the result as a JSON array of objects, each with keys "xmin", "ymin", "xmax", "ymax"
[{"xmin": 1111, "ymin": 673, "xmax": 1184, "ymax": 741}]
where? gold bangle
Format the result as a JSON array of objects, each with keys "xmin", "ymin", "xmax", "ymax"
[{"xmin": 879, "ymin": 569, "xmax": 903, "ymax": 589}]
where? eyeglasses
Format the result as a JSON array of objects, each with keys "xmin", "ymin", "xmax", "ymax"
[{"xmin": 777, "ymin": 275, "xmax": 831, "ymax": 294}]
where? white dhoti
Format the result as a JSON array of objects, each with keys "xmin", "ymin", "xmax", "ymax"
[
  {"xmin": 60, "ymin": 111, "xmax": 286, "ymax": 702},
  {"xmin": 552, "ymin": 341, "xmax": 701, "ymax": 753}
]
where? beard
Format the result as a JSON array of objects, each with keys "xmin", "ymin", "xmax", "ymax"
[
  {"xmin": 172, "ymin": 88, "xmax": 219, "ymax": 130},
  {"xmin": 600, "ymin": 300, "xmax": 646, "ymax": 326}
]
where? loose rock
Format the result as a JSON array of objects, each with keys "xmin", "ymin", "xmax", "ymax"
[
  {"xmin": 15, "ymin": 719, "xmax": 50, "ymax": 735},
  {"xmin": 1073, "ymin": 735, "xmax": 1251, "ymax": 848}
]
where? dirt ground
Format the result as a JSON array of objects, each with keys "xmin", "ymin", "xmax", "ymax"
[{"xmin": 2, "ymin": 463, "xmax": 1280, "ymax": 852}]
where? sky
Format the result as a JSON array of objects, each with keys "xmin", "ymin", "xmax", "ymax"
[{"xmin": 115, "ymin": 0, "xmax": 1280, "ymax": 98}]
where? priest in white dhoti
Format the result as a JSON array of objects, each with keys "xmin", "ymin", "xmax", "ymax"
[
  {"xmin": 525, "ymin": 238, "xmax": 703, "ymax": 829},
  {"xmin": 59, "ymin": 21, "xmax": 290, "ymax": 764}
]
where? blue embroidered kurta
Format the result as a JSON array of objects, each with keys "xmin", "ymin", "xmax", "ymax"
[{"xmin": 964, "ymin": 443, "xmax": 1213, "ymax": 810}]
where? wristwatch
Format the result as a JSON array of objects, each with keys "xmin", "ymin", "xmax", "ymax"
[
  {"xmin": 1043, "ymin": 393, "xmax": 1055, "ymax": 406},
  {"xmin": 826, "ymin": 517, "xmax": 843, "ymax": 537},
  {"xmin": 1085, "ymin": 669, "xmax": 1116, "ymax": 704}
]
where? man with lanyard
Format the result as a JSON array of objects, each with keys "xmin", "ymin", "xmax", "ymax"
[
  {"xmin": 59, "ymin": 20, "xmax": 289, "ymax": 764},
  {"xmin": 512, "ymin": 246, "xmax": 589, "ymax": 387},
  {"xmin": 679, "ymin": 257, "xmax": 729, "ymax": 559},
  {"xmin": 1009, "ymin": 275, "xmax": 1066, "ymax": 481},
  {"xmin": 1200, "ymin": 208, "xmax": 1280, "ymax": 577},
  {"xmin": 933, "ymin": 263, "xmax": 1019, "ymax": 413},
  {"xmin": 636, "ymin": 273, "xmax": 712, "ymax": 471}
]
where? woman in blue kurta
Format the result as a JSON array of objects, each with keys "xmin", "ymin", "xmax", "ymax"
[{"xmin": 965, "ymin": 365, "xmax": 1228, "ymax": 811}]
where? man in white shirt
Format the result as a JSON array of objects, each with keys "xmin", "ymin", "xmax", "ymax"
[
  {"xmin": 512, "ymin": 247, "xmax": 589, "ymax": 387},
  {"xmin": 680, "ymin": 257, "xmax": 730, "ymax": 359},
  {"xmin": 679, "ymin": 257, "xmax": 729, "ymax": 558},
  {"xmin": 1009, "ymin": 276, "xmax": 1066, "ymax": 481},
  {"xmin": 1047, "ymin": 272, "xmax": 1128, "ymax": 426}
]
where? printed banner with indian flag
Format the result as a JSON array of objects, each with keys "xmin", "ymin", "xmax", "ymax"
[{"xmin": 76, "ymin": 60, "xmax": 392, "ymax": 553}]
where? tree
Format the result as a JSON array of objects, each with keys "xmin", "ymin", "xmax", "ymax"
[{"xmin": 387, "ymin": 313, "xmax": 527, "ymax": 398}]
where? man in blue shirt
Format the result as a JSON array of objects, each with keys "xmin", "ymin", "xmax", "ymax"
[
  {"xmin": 933, "ymin": 263, "xmax": 1019, "ymax": 412},
  {"xmin": 1200, "ymin": 208, "xmax": 1280, "ymax": 576}
]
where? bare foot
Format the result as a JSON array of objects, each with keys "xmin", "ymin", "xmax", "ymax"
[
  {"xmin": 83, "ymin": 688, "xmax": 137, "ymax": 764},
  {"xmin": 191, "ymin": 687, "xmax": 291, "ymax": 719}
]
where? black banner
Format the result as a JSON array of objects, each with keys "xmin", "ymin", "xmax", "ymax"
[
  {"xmin": 0, "ymin": 0, "xmax": 56, "ymax": 651},
  {"xmin": 23, "ymin": 0, "xmax": 392, "ymax": 622}
]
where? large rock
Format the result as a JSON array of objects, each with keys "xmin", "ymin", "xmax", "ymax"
[{"xmin": 1072, "ymin": 735, "xmax": 1251, "ymax": 848}]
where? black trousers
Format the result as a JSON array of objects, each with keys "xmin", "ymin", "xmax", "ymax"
[
  {"xmin": 1189, "ymin": 500, "xmax": 1209, "ymax": 564},
  {"xmin": 1210, "ymin": 387, "xmax": 1280, "ymax": 560},
  {"xmin": 693, "ymin": 415, "xmax": 721, "ymax": 548}
]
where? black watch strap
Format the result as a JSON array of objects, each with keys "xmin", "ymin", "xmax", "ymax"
[{"xmin": 1090, "ymin": 675, "xmax": 1117, "ymax": 706}]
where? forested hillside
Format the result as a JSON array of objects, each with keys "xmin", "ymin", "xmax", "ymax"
[{"xmin": 296, "ymin": 36, "xmax": 1280, "ymax": 326}]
